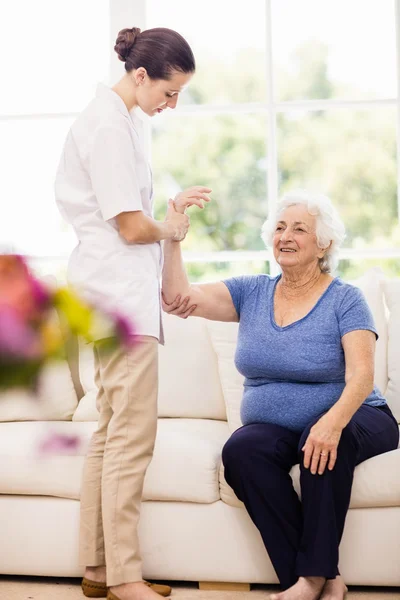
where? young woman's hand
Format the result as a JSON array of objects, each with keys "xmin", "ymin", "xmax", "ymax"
[
  {"xmin": 165, "ymin": 200, "xmax": 190, "ymax": 241},
  {"xmin": 161, "ymin": 292, "xmax": 197, "ymax": 319},
  {"xmin": 173, "ymin": 186, "xmax": 212, "ymax": 214}
]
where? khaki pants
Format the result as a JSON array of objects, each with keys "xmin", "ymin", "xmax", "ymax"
[{"xmin": 79, "ymin": 336, "xmax": 158, "ymax": 586}]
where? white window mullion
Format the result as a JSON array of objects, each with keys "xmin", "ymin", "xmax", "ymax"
[
  {"xmin": 157, "ymin": 97, "xmax": 397, "ymax": 119},
  {"xmin": 109, "ymin": 0, "xmax": 151, "ymax": 156},
  {"xmin": 109, "ymin": 0, "xmax": 146, "ymax": 83},
  {"xmin": 265, "ymin": 0, "xmax": 280, "ymax": 276},
  {"xmin": 395, "ymin": 0, "xmax": 400, "ymax": 220}
]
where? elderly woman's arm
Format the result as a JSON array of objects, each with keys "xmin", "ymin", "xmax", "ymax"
[
  {"xmin": 162, "ymin": 213, "xmax": 238, "ymax": 322},
  {"xmin": 329, "ymin": 329, "xmax": 375, "ymax": 425},
  {"xmin": 302, "ymin": 329, "xmax": 376, "ymax": 475}
]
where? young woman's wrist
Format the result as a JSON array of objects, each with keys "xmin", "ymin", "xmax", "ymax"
[{"xmin": 161, "ymin": 221, "xmax": 178, "ymax": 241}]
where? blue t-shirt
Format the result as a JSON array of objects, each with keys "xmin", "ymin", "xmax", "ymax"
[{"xmin": 223, "ymin": 274, "xmax": 386, "ymax": 433}]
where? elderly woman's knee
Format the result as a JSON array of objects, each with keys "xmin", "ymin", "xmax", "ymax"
[
  {"xmin": 222, "ymin": 428, "xmax": 255, "ymax": 468},
  {"xmin": 222, "ymin": 423, "xmax": 285, "ymax": 469}
]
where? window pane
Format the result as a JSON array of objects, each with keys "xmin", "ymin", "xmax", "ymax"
[
  {"xmin": 152, "ymin": 113, "xmax": 268, "ymax": 251},
  {"xmin": 272, "ymin": 0, "xmax": 397, "ymax": 101},
  {"xmin": 277, "ymin": 107, "xmax": 397, "ymax": 248},
  {"xmin": 28, "ymin": 257, "xmax": 68, "ymax": 285},
  {"xmin": 147, "ymin": 0, "xmax": 267, "ymax": 105},
  {"xmin": 0, "ymin": 118, "xmax": 76, "ymax": 256},
  {"xmin": 0, "ymin": 0, "xmax": 109, "ymax": 114},
  {"xmin": 186, "ymin": 259, "xmax": 270, "ymax": 283},
  {"xmin": 339, "ymin": 257, "xmax": 400, "ymax": 280}
]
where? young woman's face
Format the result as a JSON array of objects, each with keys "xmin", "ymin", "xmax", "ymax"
[{"xmin": 134, "ymin": 69, "xmax": 193, "ymax": 116}]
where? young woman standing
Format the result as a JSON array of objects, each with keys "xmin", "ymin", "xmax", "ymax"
[{"xmin": 55, "ymin": 26, "xmax": 211, "ymax": 600}]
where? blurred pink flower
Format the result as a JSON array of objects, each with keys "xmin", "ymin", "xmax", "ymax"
[
  {"xmin": 38, "ymin": 433, "xmax": 82, "ymax": 455},
  {"xmin": 0, "ymin": 253, "xmax": 137, "ymax": 391},
  {"xmin": 0, "ymin": 255, "xmax": 51, "ymax": 322}
]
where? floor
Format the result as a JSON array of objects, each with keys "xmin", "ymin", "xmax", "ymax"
[{"xmin": 0, "ymin": 578, "xmax": 399, "ymax": 600}]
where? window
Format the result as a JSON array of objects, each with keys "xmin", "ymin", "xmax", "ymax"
[
  {"xmin": 0, "ymin": 0, "xmax": 110, "ymax": 273},
  {"xmin": 2, "ymin": 0, "xmax": 399, "ymax": 282},
  {"xmin": 147, "ymin": 0, "xmax": 400, "ymax": 280}
]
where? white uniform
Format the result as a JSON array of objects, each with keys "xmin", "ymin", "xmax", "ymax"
[{"xmin": 55, "ymin": 84, "xmax": 164, "ymax": 343}]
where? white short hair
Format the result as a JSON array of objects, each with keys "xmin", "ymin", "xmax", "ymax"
[{"xmin": 261, "ymin": 190, "xmax": 346, "ymax": 273}]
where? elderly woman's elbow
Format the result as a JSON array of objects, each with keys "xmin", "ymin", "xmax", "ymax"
[
  {"xmin": 347, "ymin": 370, "xmax": 374, "ymax": 394},
  {"xmin": 365, "ymin": 376, "xmax": 375, "ymax": 396}
]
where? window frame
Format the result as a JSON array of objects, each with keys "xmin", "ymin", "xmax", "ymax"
[{"xmin": 1, "ymin": 0, "xmax": 399, "ymax": 276}]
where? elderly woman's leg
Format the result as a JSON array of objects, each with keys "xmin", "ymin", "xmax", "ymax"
[
  {"xmin": 296, "ymin": 404, "xmax": 399, "ymax": 585},
  {"xmin": 222, "ymin": 423, "xmax": 302, "ymax": 590}
]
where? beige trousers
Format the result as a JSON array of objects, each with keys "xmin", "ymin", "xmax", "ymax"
[{"xmin": 79, "ymin": 336, "xmax": 159, "ymax": 586}]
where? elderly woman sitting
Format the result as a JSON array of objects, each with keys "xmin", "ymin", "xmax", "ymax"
[{"xmin": 161, "ymin": 191, "xmax": 399, "ymax": 600}]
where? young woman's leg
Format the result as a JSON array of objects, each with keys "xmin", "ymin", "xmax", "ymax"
[
  {"xmin": 99, "ymin": 336, "xmax": 159, "ymax": 587},
  {"xmin": 79, "ymin": 336, "xmax": 159, "ymax": 588},
  {"xmin": 79, "ymin": 343, "xmax": 112, "ymax": 570}
]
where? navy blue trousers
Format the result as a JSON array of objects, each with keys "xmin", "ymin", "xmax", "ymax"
[{"xmin": 222, "ymin": 404, "xmax": 399, "ymax": 590}]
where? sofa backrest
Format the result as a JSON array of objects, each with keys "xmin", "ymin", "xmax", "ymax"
[
  {"xmin": 0, "ymin": 306, "xmax": 79, "ymax": 422},
  {"xmin": 2, "ymin": 268, "xmax": 398, "ymax": 427},
  {"xmin": 383, "ymin": 279, "xmax": 400, "ymax": 422},
  {"xmin": 206, "ymin": 268, "xmax": 397, "ymax": 432},
  {"xmin": 74, "ymin": 268, "xmax": 399, "ymax": 426},
  {"xmin": 0, "ymin": 361, "xmax": 78, "ymax": 422},
  {"xmin": 158, "ymin": 313, "xmax": 227, "ymax": 419},
  {"xmin": 73, "ymin": 312, "xmax": 227, "ymax": 422}
]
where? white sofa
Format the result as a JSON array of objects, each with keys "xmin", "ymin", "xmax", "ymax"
[{"xmin": 0, "ymin": 268, "xmax": 399, "ymax": 587}]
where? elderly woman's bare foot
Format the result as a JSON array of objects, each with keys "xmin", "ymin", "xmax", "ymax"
[
  {"xmin": 320, "ymin": 576, "xmax": 348, "ymax": 599},
  {"xmin": 269, "ymin": 576, "xmax": 326, "ymax": 600}
]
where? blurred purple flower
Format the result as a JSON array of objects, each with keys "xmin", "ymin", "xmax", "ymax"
[
  {"xmin": 0, "ymin": 307, "xmax": 42, "ymax": 359},
  {"xmin": 38, "ymin": 433, "xmax": 81, "ymax": 455},
  {"xmin": 112, "ymin": 312, "xmax": 136, "ymax": 348}
]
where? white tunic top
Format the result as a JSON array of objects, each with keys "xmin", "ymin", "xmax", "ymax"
[{"xmin": 55, "ymin": 84, "xmax": 164, "ymax": 342}]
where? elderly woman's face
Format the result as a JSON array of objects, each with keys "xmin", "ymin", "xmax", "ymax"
[{"xmin": 273, "ymin": 205, "xmax": 324, "ymax": 270}]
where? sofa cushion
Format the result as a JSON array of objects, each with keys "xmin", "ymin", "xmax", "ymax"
[
  {"xmin": 352, "ymin": 267, "xmax": 388, "ymax": 395},
  {"xmin": 0, "ymin": 361, "xmax": 78, "ymax": 422},
  {"xmin": 158, "ymin": 314, "xmax": 226, "ymax": 420},
  {"xmin": 0, "ymin": 419, "xmax": 228, "ymax": 504},
  {"xmin": 72, "ymin": 390, "xmax": 97, "ymax": 422},
  {"xmin": 383, "ymin": 279, "xmax": 400, "ymax": 422},
  {"xmin": 220, "ymin": 446, "xmax": 400, "ymax": 510},
  {"xmin": 206, "ymin": 320, "xmax": 244, "ymax": 433},
  {"xmin": 74, "ymin": 314, "xmax": 227, "ymax": 421}
]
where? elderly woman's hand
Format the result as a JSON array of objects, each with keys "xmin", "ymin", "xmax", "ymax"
[
  {"xmin": 173, "ymin": 186, "xmax": 212, "ymax": 214},
  {"xmin": 161, "ymin": 292, "xmax": 197, "ymax": 319},
  {"xmin": 302, "ymin": 413, "xmax": 344, "ymax": 475}
]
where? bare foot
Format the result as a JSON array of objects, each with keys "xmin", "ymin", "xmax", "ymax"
[
  {"xmin": 110, "ymin": 581, "xmax": 166, "ymax": 600},
  {"xmin": 270, "ymin": 576, "xmax": 326, "ymax": 600},
  {"xmin": 85, "ymin": 565, "xmax": 107, "ymax": 583},
  {"xmin": 320, "ymin": 576, "xmax": 348, "ymax": 600}
]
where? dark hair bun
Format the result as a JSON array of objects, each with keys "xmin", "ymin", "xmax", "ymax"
[{"xmin": 114, "ymin": 27, "xmax": 141, "ymax": 62}]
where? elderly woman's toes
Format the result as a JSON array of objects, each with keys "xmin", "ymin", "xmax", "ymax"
[
  {"xmin": 320, "ymin": 576, "xmax": 348, "ymax": 599},
  {"xmin": 268, "ymin": 577, "xmax": 326, "ymax": 600}
]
